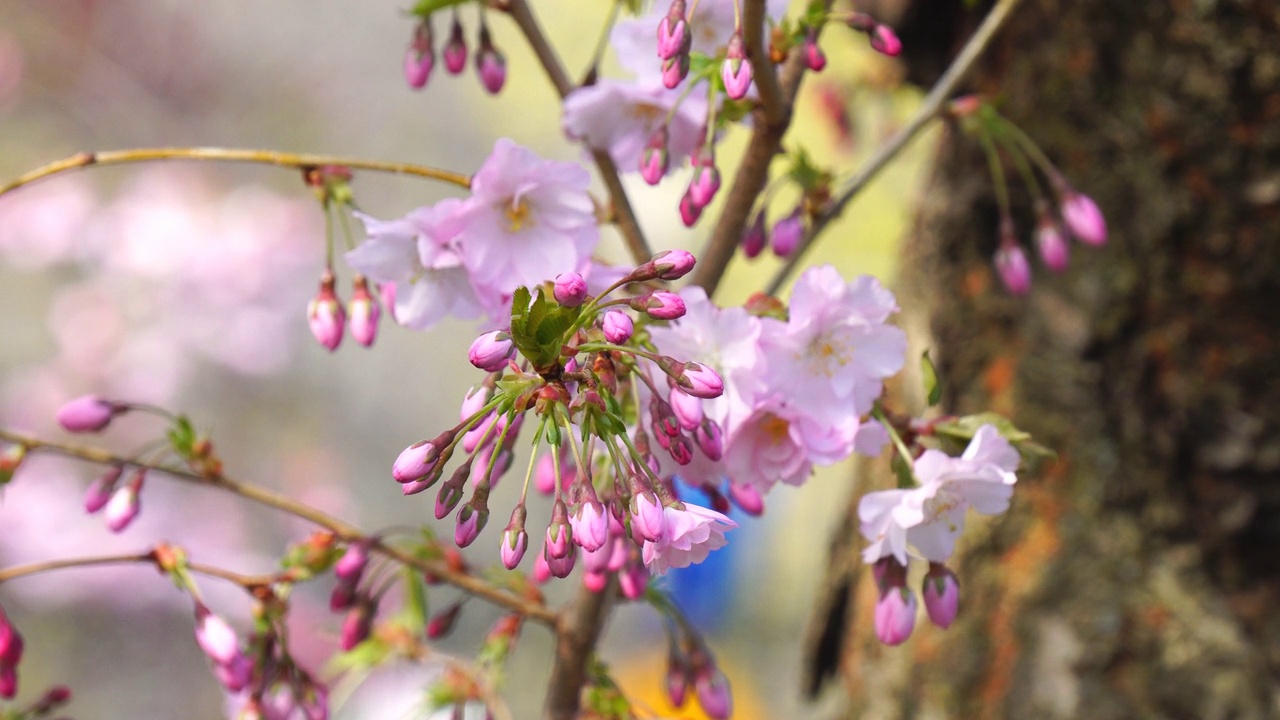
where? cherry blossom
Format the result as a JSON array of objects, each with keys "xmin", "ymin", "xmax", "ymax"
[{"xmin": 642, "ymin": 503, "xmax": 736, "ymax": 575}]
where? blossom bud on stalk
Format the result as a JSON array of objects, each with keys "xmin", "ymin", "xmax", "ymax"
[
  {"xmin": 679, "ymin": 190, "xmax": 702, "ymax": 227},
  {"xmin": 454, "ymin": 501, "xmax": 488, "ymax": 548},
  {"xmin": 329, "ymin": 581, "xmax": 357, "ymax": 612},
  {"xmin": 104, "ymin": 470, "xmax": 144, "ymax": 533},
  {"xmin": 668, "ymin": 388, "xmax": 703, "ymax": 430},
  {"xmin": 427, "ymin": 602, "xmax": 463, "ymax": 640},
  {"xmin": 460, "ymin": 382, "xmax": 493, "ymax": 421},
  {"xmin": 688, "ymin": 155, "xmax": 721, "ymax": 210},
  {"xmin": 771, "ymin": 209, "xmax": 804, "ymax": 257},
  {"xmin": 475, "ymin": 26, "xmax": 506, "ymax": 95},
  {"xmin": 869, "ymin": 23, "xmax": 903, "ymax": 56},
  {"xmin": 553, "ymin": 272, "xmax": 588, "ymax": 307},
  {"xmin": 728, "ymin": 481, "xmax": 764, "ymax": 515},
  {"xmin": 501, "ymin": 505, "xmax": 528, "ymax": 569},
  {"xmin": 404, "ymin": 20, "xmax": 435, "ymax": 90},
  {"xmin": 84, "ymin": 465, "xmax": 124, "ymax": 513},
  {"xmin": 630, "ymin": 491, "xmax": 667, "ymax": 542},
  {"xmin": 636, "ymin": 248, "xmax": 697, "ymax": 281},
  {"xmin": 468, "ymin": 330, "xmax": 515, "ymax": 371},
  {"xmin": 665, "ymin": 648, "xmax": 690, "ymax": 707},
  {"xmin": 341, "ymin": 600, "xmax": 376, "ymax": 650},
  {"xmin": 668, "ymin": 435, "xmax": 694, "ymax": 465},
  {"xmin": 693, "ymin": 666, "xmax": 733, "ymax": 720},
  {"xmin": 601, "ymin": 310, "xmax": 634, "ymax": 344},
  {"xmin": 307, "ymin": 270, "xmax": 345, "ymax": 352},
  {"xmin": 922, "ymin": 564, "xmax": 960, "ymax": 629},
  {"xmin": 804, "ymin": 29, "xmax": 827, "ymax": 71},
  {"xmin": 994, "ymin": 239, "xmax": 1032, "ymax": 296},
  {"xmin": 1060, "ymin": 190, "xmax": 1107, "ymax": 246},
  {"xmin": 742, "ymin": 212, "xmax": 768, "ymax": 258},
  {"xmin": 444, "ymin": 15, "xmax": 467, "ymax": 74},
  {"xmin": 195, "ymin": 606, "xmax": 240, "ymax": 666},
  {"xmin": 213, "ymin": 654, "xmax": 252, "ymax": 693},
  {"xmin": 544, "ymin": 545, "xmax": 577, "ymax": 578},
  {"xmin": 532, "ymin": 550, "xmax": 553, "ymax": 583},
  {"xmin": 0, "ymin": 611, "xmax": 25, "ymax": 669},
  {"xmin": 57, "ymin": 395, "xmax": 123, "ymax": 433},
  {"xmin": 545, "ymin": 500, "xmax": 574, "ymax": 559},
  {"xmin": 695, "ymin": 419, "xmax": 725, "ymax": 462},
  {"xmin": 0, "ymin": 667, "xmax": 15, "ymax": 700},
  {"xmin": 631, "ymin": 291, "xmax": 686, "ymax": 320},
  {"xmin": 619, "ymin": 559, "xmax": 648, "ymax": 599},
  {"xmin": 874, "ymin": 585, "xmax": 918, "ymax": 645},
  {"xmin": 348, "ymin": 275, "xmax": 380, "ymax": 347},
  {"xmin": 721, "ymin": 32, "xmax": 753, "ymax": 100},
  {"xmin": 393, "ymin": 440, "xmax": 439, "ymax": 484},
  {"xmin": 640, "ymin": 128, "xmax": 670, "ymax": 185},
  {"xmin": 1035, "ymin": 214, "xmax": 1070, "ymax": 272},
  {"xmin": 571, "ymin": 495, "xmax": 610, "ymax": 552},
  {"xmin": 435, "ymin": 463, "xmax": 471, "ymax": 520},
  {"xmin": 334, "ymin": 541, "xmax": 370, "ymax": 585},
  {"xmin": 582, "ymin": 570, "xmax": 608, "ymax": 592},
  {"xmin": 657, "ymin": 0, "xmax": 689, "ymax": 59},
  {"xmin": 662, "ymin": 53, "xmax": 690, "ymax": 89},
  {"xmin": 675, "ymin": 361, "xmax": 724, "ymax": 399}
]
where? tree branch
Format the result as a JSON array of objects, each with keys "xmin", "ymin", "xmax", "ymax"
[
  {"xmin": 543, "ymin": 580, "xmax": 616, "ymax": 720},
  {"xmin": 0, "ymin": 551, "xmax": 276, "ymax": 588},
  {"xmin": 766, "ymin": 0, "xmax": 1026, "ymax": 295},
  {"xmin": 744, "ymin": 0, "xmax": 785, "ymax": 126},
  {"xmin": 0, "ymin": 428, "xmax": 557, "ymax": 625},
  {"xmin": 0, "ymin": 147, "xmax": 472, "ymax": 197}
]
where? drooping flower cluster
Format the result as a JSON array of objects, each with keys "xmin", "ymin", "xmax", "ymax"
[
  {"xmin": 402, "ymin": 10, "xmax": 507, "ymax": 95},
  {"xmin": 858, "ymin": 423, "xmax": 1021, "ymax": 644}
]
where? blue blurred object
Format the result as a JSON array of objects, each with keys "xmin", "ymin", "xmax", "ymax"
[{"xmin": 663, "ymin": 482, "xmax": 760, "ymax": 632}]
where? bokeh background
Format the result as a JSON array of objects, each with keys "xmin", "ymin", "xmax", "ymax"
[{"xmin": 0, "ymin": 1, "xmax": 932, "ymax": 717}]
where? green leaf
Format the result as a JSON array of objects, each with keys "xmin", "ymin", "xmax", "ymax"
[
  {"xmin": 402, "ymin": 566, "xmax": 428, "ymax": 635},
  {"xmin": 934, "ymin": 413, "xmax": 1057, "ymax": 465},
  {"xmin": 411, "ymin": 0, "xmax": 470, "ymax": 16},
  {"xmin": 921, "ymin": 350, "xmax": 942, "ymax": 406},
  {"xmin": 167, "ymin": 415, "xmax": 196, "ymax": 458},
  {"xmin": 890, "ymin": 453, "xmax": 915, "ymax": 489}
]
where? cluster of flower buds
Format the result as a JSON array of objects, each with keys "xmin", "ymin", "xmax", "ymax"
[
  {"xmin": 657, "ymin": 0, "xmax": 693, "ymax": 89},
  {"xmin": 391, "ymin": 250, "xmax": 741, "ymax": 590},
  {"xmin": 306, "ymin": 270, "xmax": 382, "ymax": 350},
  {"xmin": 0, "ymin": 605, "xmax": 24, "ymax": 699},
  {"xmin": 991, "ymin": 186, "xmax": 1105, "ymax": 295},
  {"xmin": 871, "ymin": 561, "xmax": 960, "ymax": 645},
  {"xmin": 846, "ymin": 13, "xmax": 902, "ymax": 57},
  {"xmin": 326, "ymin": 540, "xmax": 381, "ymax": 650},
  {"xmin": 194, "ymin": 604, "xmax": 254, "ymax": 693},
  {"xmin": 404, "ymin": 12, "xmax": 506, "ymax": 95},
  {"xmin": 664, "ymin": 630, "xmax": 732, "ymax": 719}
]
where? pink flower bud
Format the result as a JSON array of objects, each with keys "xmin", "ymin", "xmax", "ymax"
[
  {"xmin": 657, "ymin": 0, "xmax": 689, "ymax": 59},
  {"xmin": 435, "ymin": 476, "xmax": 466, "ymax": 520},
  {"xmin": 688, "ymin": 157, "xmax": 721, "ymax": 211},
  {"xmin": 1061, "ymin": 190, "xmax": 1107, "ymax": 246},
  {"xmin": 694, "ymin": 667, "xmax": 733, "ymax": 720},
  {"xmin": 630, "ymin": 492, "xmax": 666, "ymax": 542},
  {"xmin": 501, "ymin": 506, "xmax": 529, "ymax": 569},
  {"xmin": 619, "ymin": 559, "xmax": 648, "ymax": 599},
  {"xmin": 553, "ymin": 272, "xmax": 588, "ymax": 307},
  {"xmin": 804, "ymin": 30, "xmax": 826, "ymax": 71},
  {"xmin": 195, "ymin": 608, "xmax": 240, "ymax": 666},
  {"xmin": 601, "ymin": 310, "xmax": 634, "ymax": 344},
  {"xmin": 662, "ymin": 53, "xmax": 690, "ymax": 89},
  {"xmin": 922, "ymin": 564, "xmax": 960, "ymax": 629},
  {"xmin": 533, "ymin": 550, "xmax": 553, "ymax": 584},
  {"xmin": 665, "ymin": 652, "xmax": 689, "ymax": 707},
  {"xmin": 405, "ymin": 21, "xmax": 435, "ymax": 89},
  {"xmin": 545, "ymin": 500, "xmax": 574, "ymax": 559},
  {"xmin": 994, "ymin": 240, "xmax": 1032, "ymax": 295},
  {"xmin": 640, "ymin": 128, "xmax": 670, "ymax": 185},
  {"xmin": 869, "ymin": 23, "xmax": 902, "ymax": 57},
  {"xmin": 104, "ymin": 473, "xmax": 142, "ymax": 533},
  {"xmin": 460, "ymin": 383, "xmax": 492, "ymax": 421},
  {"xmin": 471, "ymin": 446, "xmax": 513, "ymax": 489},
  {"xmin": 742, "ymin": 212, "xmax": 768, "ymax": 258},
  {"xmin": 721, "ymin": 32, "xmax": 752, "ymax": 100},
  {"xmin": 392, "ymin": 440, "xmax": 438, "ymax": 484},
  {"xmin": 644, "ymin": 249, "xmax": 697, "ymax": 280},
  {"xmin": 475, "ymin": 27, "xmax": 506, "ymax": 95},
  {"xmin": 534, "ymin": 452, "xmax": 568, "ymax": 495},
  {"xmin": 0, "ymin": 666, "xmax": 15, "ymax": 700},
  {"xmin": 668, "ymin": 435, "xmax": 694, "ymax": 465},
  {"xmin": 84, "ymin": 465, "xmax": 123, "ymax": 513},
  {"xmin": 56, "ymin": 395, "xmax": 120, "ymax": 433},
  {"xmin": 427, "ymin": 602, "xmax": 462, "ymax": 639},
  {"xmin": 0, "ymin": 614, "xmax": 24, "ymax": 666},
  {"xmin": 213, "ymin": 653, "xmax": 252, "ymax": 693},
  {"xmin": 545, "ymin": 545, "xmax": 577, "ymax": 578},
  {"xmin": 582, "ymin": 570, "xmax": 608, "ymax": 592},
  {"xmin": 675, "ymin": 361, "xmax": 724, "ymax": 399},
  {"xmin": 341, "ymin": 601, "xmax": 375, "ymax": 650},
  {"xmin": 307, "ymin": 271, "xmax": 345, "ymax": 352},
  {"xmin": 1035, "ymin": 216, "xmax": 1070, "ymax": 272},
  {"xmin": 632, "ymin": 290, "xmax": 686, "ymax": 320},
  {"xmin": 694, "ymin": 419, "xmax": 725, "ymax": 462},
  {"xmin": 444, "ymin": 16, "xmax": 467, "ymax": 74},
  {"xmin": 334, "ymin": 541, "xmax": 370, "ymax": 585},
  {"xmin": 570, "ymin": 500, "xmax": 609, "ymax": 552},
  {"xmin": 454, "ymin": 503, "xmax": 487, "ymax": 548},
  {"xmin": 348, "ymin": 276, "xmax": 380, "ymax": 347},
  {"xmin": 728, "ymin": 481, "xmax": 763, "ymax": 515},
  {"xmin": 468, "ymin": 330, "xmax": 515, "ymax": 371},
  {"xmin": 771, "ymin": 209, "xmax": 804, "ymax": 257},
  {"xmin": 679, "ymin": 189, "xmax": 702, "ymax": 227},
  {"xmin": 668, "ymin": 388, "xmax": 703, "ymax": 430},
  {"xmin": 329, "ymin": 581, "xmax": 357, "ymax": 612},
  {"xmin": 873, "ymin": 586, "xmax": 917, "ymax": 646}
]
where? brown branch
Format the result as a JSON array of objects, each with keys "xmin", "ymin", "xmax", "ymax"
[
  {"xmin": 766, "ymin": 0, "xmax": 1026, "ymax": 295},
  {"xmin": 0, "ymin": 147, "xmax": 472, "ymax": 198},
  {"xmin": 502, "ymin": 0, "xmax": 653, "ymax": 265},
  {"xmin": 744, "ymin": 0, "xmax": 785, "ymax": 125},
  {"xmin": 543, "ymin": 580, "xmax": 616, "ymax": 720},
  {"xmin": 0, "ymin": 428, "xmax": 557, "ymax": 625},
  {"xmin": 0, "ymin": 551, "xmax": 276, "ymax": 588}
]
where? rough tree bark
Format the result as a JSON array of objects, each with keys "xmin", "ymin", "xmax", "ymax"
[{"xmin": 805, "ymin": 1, "xmax": 1280, "ymax": 718}]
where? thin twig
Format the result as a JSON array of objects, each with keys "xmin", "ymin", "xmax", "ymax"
[
  {"xmin": 0, "ymin": 429, "xmax": 556, "ymax": 625},
  {"xmin": 0, "ymin": 147, "xmax": 472, "ymax": 197},
  {"xmin": 502, "ymin": 0, "xmax": 653, "ymax": 265},
  {"xmin": 766, "ymin": 0, "xmax": 1025, "ymax": 295},
  {"xmin": 0, "ymin": 551, "xmax": 276, "ymax": 588}
]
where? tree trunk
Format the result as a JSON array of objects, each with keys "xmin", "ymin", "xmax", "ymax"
[{"xmin": 805, "ymin": 1, "xmax": 1280, "ymax": 717}]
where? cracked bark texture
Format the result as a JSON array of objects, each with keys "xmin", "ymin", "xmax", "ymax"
[{"xmin": 805, "ymin": 1, "xmax": 1280, "ymax": 718}]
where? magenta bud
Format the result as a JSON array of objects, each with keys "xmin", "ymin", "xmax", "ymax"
[
  {"xmin": 460, "ymin": 383, "xmax": 492, "ymax": 421},
  {"xmin": 629, "ymin": 492, "xmax": 666, "ymax": 542},
  {"xmin": 601, "ymin": 310, "xmax": 634, "ymax": 344},
  {"xmin": 632, "ymin": 290, "xmax": 686, "ymax": 320},
  {"xmin": 444, "ymin": 16, "xmax": 467, "ymax": 74},
  {"xmin": 401, "ymin": 474, "xmax": 437, "ymax": 496},
  {"xmin": 668, "ymin": 435, "xmax": 694, "ymax": 465},
  {"xmin": 348, "ymin": 276, "xmax": 380, "ymax": 347},
  {"xmin": 475, "ymin": 27, "xmax": 506, "ymax": 94},
  {"xmin": 688, "ymin": 158, "xmax": 721, "ymax": 210},
  {"xmin": 922, "ymin": 564, "xmax": 960, "ymax": 629},
  {"xmin": 545, "ymin": 504, "xmax": 574, "ymax": 559},
  {"xmin": 308, "ymin": 272, "xmax": 345, "ymax": 352},
  {"xmin": 1061, "ymin": 191, "xmax": 1107, "ymax": 246},
  {"xmin": 994, "ymin": 240, "xmax": 1032, "ymax": 296},
  {"xmin": 501, "ymin": 507, "xmax": 529, "ymax": 570},
  {"xmin": 1035, "ymin": 216, "xmax": 1070, "ymax": 272},
  {"xmin": 619, "ymin": 560, "xmax": 648, "ymax": 599},
  {"xmin": 104, "ymin": 475, "xmax": 142, "ymax": 533},
  {"xmin": 427, "ymin": 602, "xmax": 462, "ymax": 640},
  {"xmin": 676, "ymin": 361, "xmax": 724, "ymax": 399},
  {"xmin": 720, "ymin": 32, "xmax": 752, "ymax": 100},
  {"xmin": 679, "ymin": 190, "xmax": 703, "ymax": 227},
  {"xmin": 640, "ymin": 131, "xmax": 670, "ymax": 186},
  {"xmin": 771, "ymin": 209, "xmax": 804, "ymax": 257},
  {"xmin": 0, "ymin": 666, "xmax": 14, "ymax": 700},
  {"xmin": 454, "ymin": 503, "xmax": 488, "ymax": 548},
  {"xmin": 662, "ymin": 53, "xmax": 690, "ymax": 89},
  {"xmin": 668, "ymin": 388, "xmax": 703, "ymax": 430},
  {"xmin": 334, "ymin": 541, "xmax": 370, "ymax": 585},
  {"xmin": 694, "ymin": 419, "xmax": 725, "ymax": 462},
  {"xmin": 582, "ymin": 570, "xmax": 608, "ymax": 593},
  {"xmin": 533, "ymin": 550, "xmax": 553, "ymax": 583},
  {"xmin": 570, "ymin": 500, "xmax": 610, "ymax": 552},
  {"xmin": 405, "ymin": 21, "xmax": 435, "ymax": 89},
  {"xmin": 647, "ymin": 249, "xmax": 697, "ymax": 280},
  {"xmin": 729, "ymin": 481, "xmax": 764, "ymax": 516},
  {"xmin": 742, "ymin": 212, "xmax": 768, "ymax": 258},
  {"xmin": 84, "ymin": 465, "xmax": 123, "ymax": 513},
  {"xmin": 393, "ymin": 440, "xmax": 438, "ymax": 484},
  {"xmin": 869, "ymin": 23, "xmax": 902, "ymax": 57},
  {"xmin": 56, "ymin": 395, "xmax": 121, "ymax": 433},
  {"xmin": 340, "ymin": 601, "xmax": 375, "ymax": 651},
  {"xmin": 553, "ymin": 272, "xmax": 588, "ymax": 307},
  {"xmin": 0, "ymin": 616, "xmax": 25, "ymax": 666},
  {"xmin": 804, "ymin": 30, "xmax": 827, "ymax": 71},
  {"xmin": 213, "ymin": 653, "xmax": 252, "ymax": 693},
  {"xmin": 874, "ymin": 585, "xmax": 917, "ymax": 646},
  {"xmin": 435, "ymin": 479, "xmax": 466, "ymax": 520},
  {"xmin": 694, "ymin": 667, "xmax": 733, "ymax": 720},
  {"xmin": 329, "ymin": 581, "xmax": 357, "ymax": 612},
  {"xmin": 468, "ymin": 330, "xmax": 515, "ymax": 371},
  {"xmin": 195, "ymin": 608, "xmax": 240, "ymax": 666},
  {"xmin": 665, "ymin": 656, "xmax": 689, "ymax": 707},
  {"xmin": 657, "ymin": 0, "xmax": 689, "ymax": 59},
  {"xmin": 544, "ymin": 545, "xmax": 577, "ymax": 578}
]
